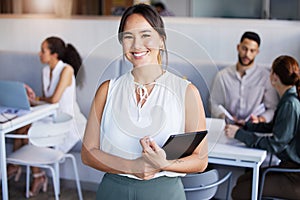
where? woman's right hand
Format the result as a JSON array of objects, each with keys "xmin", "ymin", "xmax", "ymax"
[
  {"xmin": 24, "ymin": 84, "xmax": 36, "ymax": 101},
  {"xmin": 224, "ymin": 124, "xmax": 240, "ymax": 139},
  {"xmin": 140, "ymin": 136, "xmax": 170, "ymax": 169}
]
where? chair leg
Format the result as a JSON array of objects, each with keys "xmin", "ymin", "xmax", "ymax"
[
  {"xmin": 65, "ymin": 154, "xmax": 83, "ymax": 200},
  {"xmin": 226, "ymin": 174, "xmax": 232, "ymax": 200},
  {"xmin": 26, "ymin": 165, "xmax": 30, "ymax": 198},
  {"xmin": 49, "ymin": 167, "xmax": 59, "ymax": 200},
  {"xmin": 54, "ymin": 162, "xmax": 60, "ymax": 195}
]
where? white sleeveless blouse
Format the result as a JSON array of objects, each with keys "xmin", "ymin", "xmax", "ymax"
[
  {"xmin": 41, "ymin": 60, "xmax": 86, "ymax": 153},
  {"xmin": 100, "ymin": 70, "xmax": 190, "ymax": 179}
]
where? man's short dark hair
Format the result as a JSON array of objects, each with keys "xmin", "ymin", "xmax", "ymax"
[{"xmin": 240, "ymin": 31, "xmax": 261, "ymax": 47}]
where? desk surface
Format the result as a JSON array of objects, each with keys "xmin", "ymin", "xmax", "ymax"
[
  {"xmin": 0, "ymin": 103, "xmax": 59, "ymax": 132},
  {"xmin": 206, "ymin": 118, "xmax": 267, "ymax": 200},
  {"xmin": 0, "ymin": 103, "xmax": 58, "ymax": 200},
  {"xmin": 207, "ymin": 118, "xmax": 267, "ymax": 163}
]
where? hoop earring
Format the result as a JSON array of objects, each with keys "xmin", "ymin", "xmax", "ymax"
[{"xmin": 157, "ymin": 53, "xmax": 162, "ymax": 64}]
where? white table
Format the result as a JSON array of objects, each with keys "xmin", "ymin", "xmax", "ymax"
[
  {"xmin": 0, "ymin": 104, "xmax": 58, "ymax": 200},
  {"xmin": 206, "ymin": 118, "xmax": 267, "ymax": 200}
]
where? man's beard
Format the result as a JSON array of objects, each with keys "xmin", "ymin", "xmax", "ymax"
[{"xmin": 238, "ymin": 55, "xmax": 254, "ymax": 67}]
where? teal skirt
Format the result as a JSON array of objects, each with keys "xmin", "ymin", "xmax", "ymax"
[{"xmin": 96, "ymin": 173, "xmax": 186, "ymax": 200}]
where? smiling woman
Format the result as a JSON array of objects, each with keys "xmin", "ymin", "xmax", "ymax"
[
  {"xmin": 121, "ymin": 14, "xmax": 163, "ymax": 69},
  {"xmin": 81, "ymin": 3, "xmax": 208, "ymax": 200}
]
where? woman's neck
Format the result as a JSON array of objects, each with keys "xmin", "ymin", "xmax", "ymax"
[
  {"xmin": 132, "ymin": 64, "xmax": 164, "ymax": 85},
  {"xmin": 49, "ymin": 59, "xmax": 59, "ymax": 70},
  {"xmin": 277, "ymin": 85, "xmax": 293, "ymax": 98}
]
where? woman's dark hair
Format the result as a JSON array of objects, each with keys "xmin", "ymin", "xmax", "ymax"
[
  {"xmin": 272, "ymin": 55, "xmax": 300, "ymax": 98},
  {"xmin": 118, "ymin": 4, "xmax": 168, "ymax": 66},
  {"xmin": 45, "ymin": 36, "xmax": 82, "ymax": 77}
]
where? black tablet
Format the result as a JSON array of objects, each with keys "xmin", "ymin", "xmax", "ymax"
[{"xmin": 162, "ymin": 130, "xmax": 207, "ymax": 160}]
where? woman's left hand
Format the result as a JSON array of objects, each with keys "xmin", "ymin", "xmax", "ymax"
[
  {"xmin": 224, "ymin": 124, "xmax": 239, "ymax": 139},
  {"xmin": 140, "ymin": 136, "xmax": 171, "ymax": 170}
]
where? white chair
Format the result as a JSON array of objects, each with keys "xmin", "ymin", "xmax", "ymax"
[
  {"xmin": 181, "ymin": 169, "xmax": 232, "ymax": 200},
  {"xmin": 6, "ymin": 113, "xmax": 83, "ymax": 200}
]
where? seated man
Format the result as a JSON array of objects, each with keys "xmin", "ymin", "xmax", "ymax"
[{"xmin": 210, "ymin": 31, "xmax": 279, "ymax": 123}]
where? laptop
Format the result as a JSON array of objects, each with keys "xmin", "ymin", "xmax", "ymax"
[{"xmin": 0, "ymin": 80, "xmax": 31, "ymax": 120}]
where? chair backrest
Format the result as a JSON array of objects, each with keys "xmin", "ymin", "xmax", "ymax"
[
  {"xmin": 28, "ymin": 113, "xmax": 73, "ymax": 147},
  {"xmin": 181, "ymin": 169, "xmax": 219, "ymax": 200},
  {"xmin": 259, "ymin": 167, "xmax": 300, "ymax": 200}
]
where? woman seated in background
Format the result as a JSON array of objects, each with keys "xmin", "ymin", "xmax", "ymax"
[
  {"xmin": 8, "ymin": 36, "xmax": 87, "ymax": 197},
  {"xmin": 225, "ymin": 55, "xmax": 300, "ymax": 199}
]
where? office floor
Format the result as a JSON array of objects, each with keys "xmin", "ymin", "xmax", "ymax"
[{"xmin": 1, "ymin": 173, "xmax": 96, "ymax": 200}]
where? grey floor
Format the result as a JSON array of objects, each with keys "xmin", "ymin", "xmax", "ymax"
[{"xmin": 1, "ymin": 172, "xmax": 97, "ymax": 200}]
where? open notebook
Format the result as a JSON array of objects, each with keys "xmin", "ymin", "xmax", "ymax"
[{"xmin": 0, "ymin": 80, "xmax": 31, "ymax": 123}]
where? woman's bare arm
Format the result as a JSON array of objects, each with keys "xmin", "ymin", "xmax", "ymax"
[
  {"xmin": 157, "ymin": 84, "xmax": 208, "ymax": 173},
  {"xmin": 81, "ymin": 80, "xmax": 159, "ymax": 179}
]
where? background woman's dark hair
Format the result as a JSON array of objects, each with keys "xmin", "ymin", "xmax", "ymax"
[
  {"xmin": 45, "ymin": 36, "xmax": 82, "ymax": 77},
  {"xmin": 117, "ymin": 3, "xmax": 168, "ymax": 67},
  {"xmin": 272, "ymin": 55, "xmax": 300, "ymax": 98}
]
